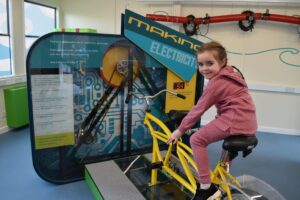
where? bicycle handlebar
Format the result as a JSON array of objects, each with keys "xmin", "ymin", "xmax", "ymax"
[
  {"xmin": 125, "ymin": 89, "xmax": 186, "ymax": 105},
  {"xmin": 176, "ymin": 93, "xmax": 186, "ymax": 99}
]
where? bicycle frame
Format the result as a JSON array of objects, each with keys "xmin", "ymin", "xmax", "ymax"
[
  {"xmin": 144, "ymin": 109, "xmax": 241, "ymax": 200},
  {"xmin": 128, "ymin": 89, "xmax": 243, "ymax": 200},
  {"xmin": 144, "ymin": 112, "xmax": 197, "ymax": 193}
]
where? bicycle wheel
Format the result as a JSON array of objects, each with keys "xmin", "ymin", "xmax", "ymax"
[{"xmin": 222, "ymin": 188, "xmax": 268, "ymax": 200}]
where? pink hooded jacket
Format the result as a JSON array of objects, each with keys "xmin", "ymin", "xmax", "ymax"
[{"xmin": 178, "ymin": 65, "xmax": 257, "ymax": 135}]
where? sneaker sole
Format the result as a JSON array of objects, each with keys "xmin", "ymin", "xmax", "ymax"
[{"xmin": 207, "ymin": 190, "xmax": 221, "ymax": 200}]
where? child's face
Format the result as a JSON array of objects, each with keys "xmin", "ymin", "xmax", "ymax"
[{"xmin": 197, "ymin": 50, "xmax": 225, "ymax": 80}]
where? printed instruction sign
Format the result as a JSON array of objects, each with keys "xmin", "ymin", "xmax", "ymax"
[{"xmin": 31, "ymin": 74, "xmax": 75, "ymax": 149}]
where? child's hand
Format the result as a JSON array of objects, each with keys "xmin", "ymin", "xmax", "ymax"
[{"xmin": 166, "ymin": 129, "xmax": 183, "ymax": 144}]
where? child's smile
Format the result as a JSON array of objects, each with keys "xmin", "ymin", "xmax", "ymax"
[{"xmin": 197, "ymin": 51, "xmax": 224, "ymax": 80}]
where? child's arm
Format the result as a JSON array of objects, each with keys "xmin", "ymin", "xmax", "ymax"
[{"xmin": 178, "ymin": 83, "xmax": 217, "ymax": 134}]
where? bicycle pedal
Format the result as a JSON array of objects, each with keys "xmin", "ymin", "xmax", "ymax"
[{"xmin": 150, "ymin": 161, "xmax": 163, "ymax": 169}]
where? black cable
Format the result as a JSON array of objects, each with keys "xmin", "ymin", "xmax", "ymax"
[
  {"xmin": 238, "ymin": 10, "xmax": 256, "ymax": 32},
  {"xmin": 183, "ymin": 14, "xmax": 198, "ymax": 36},
  {"xmin": 199, "ymin": 23, "xmax": 210, "ymax": 36},
  {"xmin": 232, "ymin": 66, "xmax": 245, "ymax": 80}
]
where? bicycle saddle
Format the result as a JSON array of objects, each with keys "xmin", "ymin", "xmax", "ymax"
[{"xmin": 222, "ymin": 135, "xmax": 258, "ymax": 159}]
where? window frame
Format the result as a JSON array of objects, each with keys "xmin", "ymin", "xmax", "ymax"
[
  {"xmin": 0, "ymin": 0, "xmax": 9, "ymax": 36},
  {"xmin": 0, "ymin": 0, "xmax": 12, "ymax": 78},
  {"xmin": 24, "ymin": 0, "xmax": 57, "ymax": 38}
]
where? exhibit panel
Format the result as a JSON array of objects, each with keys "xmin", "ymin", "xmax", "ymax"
[
  {"xmin": 26, "ymin": 10, "xmax": 204, "ymax": 184},
  {"xmin": 26, "ymin": 32, "xmax": 169, "ymax": 183}
]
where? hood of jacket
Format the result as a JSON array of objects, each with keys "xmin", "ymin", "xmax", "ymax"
[{"xmin": 217, "ymin": 65, "xmax": 247, "ymax": 87}]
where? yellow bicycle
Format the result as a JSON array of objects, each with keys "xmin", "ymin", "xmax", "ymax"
[{"xmin": 128, "ymin": 89, "xmax": 264, "ymax": 200}]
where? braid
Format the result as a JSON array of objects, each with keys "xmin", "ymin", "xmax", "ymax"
[{"xmin": 232, "ymin": 66, "xmax": 245, "ymax": 80}]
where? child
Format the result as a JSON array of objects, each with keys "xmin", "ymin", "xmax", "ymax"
[{"xmin": 166, "ymin": 41, "xmax": 257, "ymax": 200}]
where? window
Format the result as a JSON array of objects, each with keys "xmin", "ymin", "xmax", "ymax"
[
  {"xmin": 0, "ymin": 0, "xmax": 11, "ymax": 77},
  {"xmin": 24, "ymin": 1, "xmax": 56, "ymax": 52}
]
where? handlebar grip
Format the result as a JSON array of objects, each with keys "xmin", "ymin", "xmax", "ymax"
[
  {"xmin": 177, "ymin": 93, "xmax": 186, "ymax": 99},
  {"xmin": 125, "ymin": 94, "xmax": 131, "ymax": 104}
]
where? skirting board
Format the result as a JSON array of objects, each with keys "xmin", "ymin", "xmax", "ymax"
[{"xmin": 0, "ymin": 126, "xmax": 9, "ymax": 135}]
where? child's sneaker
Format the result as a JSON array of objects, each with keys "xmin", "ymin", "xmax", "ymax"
[{"xmin": 191, "ymin": 183, "xmax": 221, "ymax": 200}]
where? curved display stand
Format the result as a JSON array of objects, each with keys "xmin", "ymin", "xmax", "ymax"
[{"xmin": 26, "ymin": 32, "xmax": 169, "ymax": 183}]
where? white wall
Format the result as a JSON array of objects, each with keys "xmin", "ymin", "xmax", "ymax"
[
  {"xmin": 59, "ymin": 0, "xmax": 300, "ymax": 135},
  {"xmin": 60, "ymin": 0, "xmax": 117, "ymax": 34}
]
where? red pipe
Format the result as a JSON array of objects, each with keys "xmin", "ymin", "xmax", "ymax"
[
  {"xmin": 146, "ymin": 13, "xmax": 300, "ymax": 25},
  {"xmin": 202, "ymin": 14, "xmax": 246, "ymax": 24},
  {"xmin": 146, "ymin": 14, "xmax": 188, "ymax": 23},
  {"xmin": 264, "ymin": 14, "xmax": 300, "ymax": 24}
]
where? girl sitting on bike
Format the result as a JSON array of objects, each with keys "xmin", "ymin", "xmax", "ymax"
[{"xmin": 167, "ymin": 41, "xmax": 257, "ymax": 200}]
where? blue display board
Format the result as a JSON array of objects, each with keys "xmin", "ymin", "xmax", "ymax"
[
  {"xmin": 124, "ymin": 9, "xmax": 203, "ymax": 81},
  {"xmin": 27, "ymin": 32, "xmax": 168, "ymax": 183}
]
